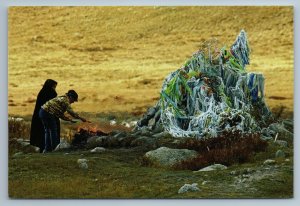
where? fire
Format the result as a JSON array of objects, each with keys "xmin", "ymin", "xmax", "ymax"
[
  {"xmin": 76, "ymin": 122, "xmax": 107, "ymax": 136},
  {"xmin": 76, "ymin": 121, "xmax": 132, "ymax": 136}
]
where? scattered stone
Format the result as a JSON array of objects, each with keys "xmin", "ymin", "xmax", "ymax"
[
  {"xmin": 131, "ymin": 136, "xmax": 157, "ymax": 148},
  {"xmin": 263, "ymin": 159, "xmax": 276, "ymax": 165},
  {"xmin": 77, "ymin": 159, "xmax": 88, "ymax": 170},
  {"xmin": 275, "ymin": 150, "xmax": 285, "ymax": 158},
  {"xmin": 202, "ymin": 181, "xmax": 209, "ymax": 185},
  {"xmin": 178, "ymin": 183, "xmax": 200, "ymax": 194},
  {"xmin": 260, "ymin": 135, "xmax": 273, "ymax": 141},
  {"xmin": 86, "ymin": 136, "xmax": 109, "ymax": 148},
  {"xmin": 285, "ymin": 159, "xmax": 290, "ymax": 162},
  {"xmin": 152, "ymin": 131, "xmax": 172, "ymax": 139},
  {"xmin": 230, "ymin": 170, "xmax": 238, "ymax": 175},
  {"xmin": 144, "ymin": 147, "xmax": 198, "ymax": 168},
  {"xmin": 242, "ymin": 174, "xmax": 251, "ymax": 178},
  {"xmin": 77, "ymin": 159, "xmax": 88, "ymax": 164},
  {"xmin": 140, "ymin": 128, "xmax": 153, "ymax": 136},
  {"xmin": 129, "ymin": 121, "xmax": 137, "ymax": 127},
  {"xmin": 54, "ymin": 139, "xmax": 71, "ymax": 151},
  {"xmin": 79, "ymin": 162, "xmax": 88, "ymax": 170},
  {"xmin": 19, "ymin": 141, "xmax": 30, "ymax": 147},
  {"xmin": 121, "ymin": 121, "xmax": 131, "ymax": 128},
  {"xmin": 90, "ymin": 147, "xmax": 106, "ymax": 153},
  {"xmin": 110, "ymin": 120, "xmax": 116, "ymax": 126},
  {"xmin": 268, "ymin": 123, "xmax": 293, "ymax": 139},
  {"xmin": 275, "ymin": 140, "xmax": 288, "ymax": 148},
  {"xmin": 261, "ymin": 127, "xmax": 275, "ymax": 137},
  {"xmin": 151, "ymin": 124, "xmax": 164, "ymax": 134},
  {"xmin": 96, "ymin": 136, "xmax": 109, "ymax": 143},
  {"xmin": 12, "ymin": 152, "xmax": 23, "ymax": 158},
  {"xmin": 282, "ymin": 119, "xmax": 293, "ymax": 132},
  {"xmin": 9, "ymin": 138, "xmax": 40, "ymax": 153},
  {"xmin": 113, "ymin": 132, "xmax": 127, "ymax": 138},
  {"xmin": 242, "ymin": 168, "xmax": 254, "ymax": 174},
  {"xmin": 194, "ymin": 164, "xmax": 227, "ymax": 172}
]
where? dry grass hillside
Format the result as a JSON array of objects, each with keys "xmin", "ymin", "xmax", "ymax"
[{"xmin": 8, "ymin": 6, "xmax": 293, "ymax": 117}]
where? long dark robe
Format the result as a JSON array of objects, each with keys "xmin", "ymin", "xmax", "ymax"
[{"xmin": 30, "ymin": 86, "xmax": 60, "ymax": 152}]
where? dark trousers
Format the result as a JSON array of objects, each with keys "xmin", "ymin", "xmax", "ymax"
[{"xmin": 39, "ymin": 108, "xmax": 59, "ymax": 152}]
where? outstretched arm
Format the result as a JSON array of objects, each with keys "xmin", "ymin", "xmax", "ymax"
[{"xmin": 66, "ymin": 106, "xmax": 89, "ymax": 122}]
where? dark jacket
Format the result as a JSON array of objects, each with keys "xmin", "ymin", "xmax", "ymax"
[{"xmin": 30, "ymin": 84, "xmax": 60, "ymax": 152}]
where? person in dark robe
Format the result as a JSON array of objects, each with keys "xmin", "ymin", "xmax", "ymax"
[{"xmin": 30, "ymin": 79, "xmax": 60, "ymax": 152}]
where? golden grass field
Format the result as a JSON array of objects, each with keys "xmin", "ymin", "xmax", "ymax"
[{"xmin": 8, "ymin": 6, "xmax": 294, "ymax": 117}]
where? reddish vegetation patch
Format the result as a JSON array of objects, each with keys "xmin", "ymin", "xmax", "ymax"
[{"xmin": 174, "ymin": 131, "xmax": 268, "ymax": 170}]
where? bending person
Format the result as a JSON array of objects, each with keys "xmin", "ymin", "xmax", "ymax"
[{"xmin": 39, "ymin": 89, "xmax": 87, "ymax": 153}]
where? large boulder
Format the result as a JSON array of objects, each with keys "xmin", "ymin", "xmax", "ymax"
[{"xmin": 144, "ymin": 147, "xmax": 197, "ymax": 168}]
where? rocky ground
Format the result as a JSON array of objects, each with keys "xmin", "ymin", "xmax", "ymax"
[{"xmin": 8, "ymin": 118, "xmax": 293, "ymax": 198}]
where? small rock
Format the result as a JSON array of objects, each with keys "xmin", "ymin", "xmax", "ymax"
[
  {"xmin": 96, "ymin": 136, "xmax": 108, "ymax": 142},
  {"xmin": 77, "ymin": 158, "xmax": 88, "ymax": 164},
  {"xmin": 140, "ymin": 127, "xmax": 153, "ymax": 136},
  {"xmin": 195, "ymin": 164, "xmax": 227, "ymax": 172},
  {"xmin": 242, "ymin": 174, "xmax": 250, "ymax": 178},
  {"xmin": 79, "ymin": 162, "xmax": 88, "ymax": 170},
  {"xmin": 152, "ymin": 124, "xmax": 164, "ymax": 133},
  {"xmin": 90, "ymin": 147, "xmax": 106, "ymax": 153},
  {"xmin": 263, "ymin": 159, "xmax": 276, "ymax": 165},
  {"xmin": 268, "ymin": 123, "xmax": 293, "ymax": 139},
  {"xmin": 242, "ymin": 168, "xmax": 254, "ymax": 174},
  {"xmin": 77, "ymin": 159, "xmax": 88, "ymax": 170},
  {"xmin": 129, "ymin": 121, "xmax": 137, "ymax": 127},
  {"xmin": 131, "ymin": 136, "xmax": 156, "ymax": 147},
  {"xmin": 54, "ymin": 140, "xmax": 71, "ymax": 151},
  {"xmin": 121, "ymin": 121, "xmax": 131, "ymax": 128},
  {"xmin": 275, "ymin": 150, "xmax": 285, "ymax": 158},
  {"xmin": 178, "ymin": 183, "xmax": 200, "ymax": 194},
  {"xmin": 113, "ymin": 132, "xmax": 127, "ymax": 138},
  {"xmin": 285, "ymin": 159, "xmax": 290, "ymax": 162},
  {"xmin": 110, "ymin": 120, "xmax": 116, "ymax": 125},
  {"xmin": 20, "ymin": 141, "xmax": 30, "ymax": 147},
  {"xmin": 275, "ymin": 140, "xmax": 288, "ymax": 148},
  {"xmin": 260, "ymin": 135, "xmax": 273, "ymax": 140},
  {"xmin": 12, "ymin": 152, "xmax": 23, "ymax": 157},
  {"xmin": 152, "ymin": 131, "xmax": 171, "ymax": 139},
  {"xmin": 230, "ymin": 170, "xmax": 238, "ymax": 175},
  {"xmin": 201, "ymin": 181, "xmax": 209, "ymax": 185}
]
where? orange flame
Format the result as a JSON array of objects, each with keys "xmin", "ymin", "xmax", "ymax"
[{"xmin": 76, "ymin": 122, "xmax": 132, "ymax": 134}]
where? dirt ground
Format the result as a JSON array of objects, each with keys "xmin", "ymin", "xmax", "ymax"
[{"xmin": 8, "ymin": 6, "xmax": 294, "ymax": 117}]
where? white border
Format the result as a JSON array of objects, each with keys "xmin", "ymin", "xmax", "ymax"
[{"xmin": 1, "ymin": 1, "xmax": 299, "ymax": 206}]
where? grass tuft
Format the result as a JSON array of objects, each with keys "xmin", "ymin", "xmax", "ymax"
[{"xmin": 8, "ymin": 117, "xmax": 31, "ymax": 140}]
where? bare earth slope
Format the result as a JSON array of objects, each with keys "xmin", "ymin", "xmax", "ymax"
[{"xmin": 8, "ymin": 6, "xmax": 293, "ymax": 117}]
